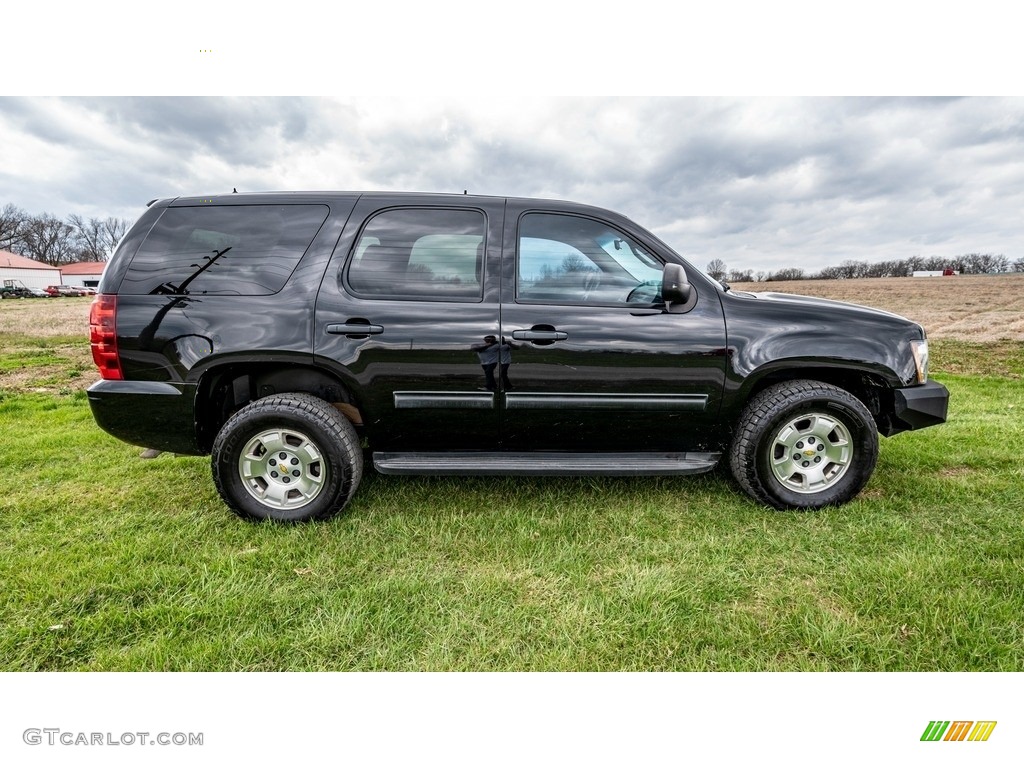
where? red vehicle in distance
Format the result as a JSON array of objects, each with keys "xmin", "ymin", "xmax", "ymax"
[{"xmin": 45, "ymin": 285, "xmax": 90, "ymax": 297}]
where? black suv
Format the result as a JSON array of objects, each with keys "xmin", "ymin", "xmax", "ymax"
[{"xmin": 87, "ymin": 192, "xmax": 948, "ymax": 521}]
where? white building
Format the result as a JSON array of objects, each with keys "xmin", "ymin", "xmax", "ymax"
[
  {"xmin": 0, "ymin": 250, "xmax": 62, "ymax": 290},
  {"xmin": 61, "ymin": 261, "xmax": 106, "ymax": 288}
]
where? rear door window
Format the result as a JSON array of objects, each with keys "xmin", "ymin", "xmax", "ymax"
[
  {"xmin": 345, "ymin": 208, "xmax": 485, "ymax": 301},
  {"xmin": 120, "ymin": 204, "xmax": 329, "ymax": 295}
]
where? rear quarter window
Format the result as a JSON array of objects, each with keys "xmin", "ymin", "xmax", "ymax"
[{"xmin": 119, "ymin": 204, "xmax": 329, "ymax": 295}]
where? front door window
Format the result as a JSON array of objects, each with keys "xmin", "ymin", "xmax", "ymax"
[{"xmin": 517, "ymin": 213, "xmax": 664, "ymax": 306}]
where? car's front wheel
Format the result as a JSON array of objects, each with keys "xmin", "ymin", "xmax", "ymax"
[
  {"xmin": 211, "ymin": 392, "xmax": 362, "ymax": 522},
  {"xmin": 728, "ymin": 380, "xmax": 878, "ymax": 510}
]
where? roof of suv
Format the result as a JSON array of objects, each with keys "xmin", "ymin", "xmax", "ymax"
[{"xmin": 157, "ymin": 190, "xmax": 590, "ymax": 211}]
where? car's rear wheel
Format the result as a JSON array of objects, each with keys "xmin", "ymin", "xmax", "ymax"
[
  {"xmin": 211, "ymin": 392, "xmax": 362, "ymax": 522},
  {"xmin": 729, "ymin": 380, "xmax": 878, "ymax": 510}
]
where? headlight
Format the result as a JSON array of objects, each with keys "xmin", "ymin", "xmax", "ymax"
[{"xmin": 910, "ymin": 339, "xmax": 929, "ymax": 384}]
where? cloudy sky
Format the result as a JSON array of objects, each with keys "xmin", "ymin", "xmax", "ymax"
[
  {"xmin": 3, "ymin": 5, "xmax": 1021, "ymax": 274},
  {"xmin": 2, "ymin": 96, "xmax": 1022, "ymax": 273}
]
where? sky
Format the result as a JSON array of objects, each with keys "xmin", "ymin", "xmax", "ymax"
[{"xmin": 3, "ymin": 6, "xmax": 1022, "ymax": 275}]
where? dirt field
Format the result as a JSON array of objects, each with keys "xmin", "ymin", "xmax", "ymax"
[
  {"xmin": 0, "ymin": 296, "xmax": 94, "ymax": 339},
  {"xmin": 754, "ymin": 274, "xmax": 1024, "ymax": 341}
]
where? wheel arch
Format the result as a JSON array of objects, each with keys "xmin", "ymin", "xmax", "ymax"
[
  {"xmin": 735, "ymin": 363, "xmax": 896, "ymax": 434},
  {"xmin": 195, "ymin": 363, "xmax": 365, "ymax": 452}
]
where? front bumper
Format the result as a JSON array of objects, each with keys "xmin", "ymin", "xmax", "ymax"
[{"xmin": 884, "ymin": 380, "xmax": 950, "ymax": 436}]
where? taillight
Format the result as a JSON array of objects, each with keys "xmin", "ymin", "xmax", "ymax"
[{"xmin": 89, "ymin": 294, "xmax": 122, "ymax": 380}]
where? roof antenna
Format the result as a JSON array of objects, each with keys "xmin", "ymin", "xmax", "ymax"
[
  {"xmin": 463, "ymin": 189, "xmax": 467, "ymax": 195},
  {"xmin": 232, "ymin": 187, "xmax": 238, "ymax": 193}
]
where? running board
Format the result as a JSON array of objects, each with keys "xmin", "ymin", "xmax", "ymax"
[{"xmin": 372, "ymin": 451, "xmax": 721, "ymax": 477}]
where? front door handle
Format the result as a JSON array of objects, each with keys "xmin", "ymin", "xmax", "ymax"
[
  {"xmin": 327, "ymin": 321, "xmax": 384, "ymax": 338},
  {"xmin": 511, "ymin": 329, "xmax": 568, "ymax": 342}
]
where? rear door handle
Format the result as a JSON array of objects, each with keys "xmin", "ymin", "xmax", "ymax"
[
  {"xmin": 511, "ymin": 329, "xmax": 568, "ymax": 341},
  {"xmin": 327, "ymin": 322, "xmax": 384, "ymax": 337}
]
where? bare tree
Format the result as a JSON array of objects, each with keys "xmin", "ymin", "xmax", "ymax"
[
  {"xmin": 68, "ymin": 214, "xmax": 131, "ymax": 261},
  {"xmin": 0, "ymin": 203, "xmax": 28, "ymax": 253},
  {"xmin": 816, "ymin": 265, "xmax": 843, "ymax": 280},
  {"xmin": 728, "ymin": 268, "xmax": 754, "ymax": 283},
  {"xmin": 102, "ymin": 217, "xmax": 130, "ymax": 256},
  {"xmin": 944, "ymin": 255, "xmax": 968, "ymax": 273},
  {"xmin": 68, "ymin": 214, "xmax": 107, "ymax": 261},
  {"xmin": 706, "ymin": 258, "xmax": 727, "ymax": 281},
  {"xmin": 961, "ymin": 253, "xmax": 1009, "ymax": 274},
  {"xmin": 834, "ymin": 260, "xmax": 864, "ymax": 279},
  {"xmin": 21, "ymin": 213, "xmax": 78, "ymax": 266},
  {"xmin": 767, "ymin": 267, "xmax": 805, "ymax": 281}
]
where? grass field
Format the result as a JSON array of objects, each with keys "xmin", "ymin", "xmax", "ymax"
[{"xmin": 1, "ymin": 284, "xmax": 1022, "ymax": 671}]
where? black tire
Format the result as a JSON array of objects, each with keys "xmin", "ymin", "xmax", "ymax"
[
  {"xmin": 728, "ymin": 380, "xmax": 878, "ymax": 510},
  {"xmin": 211, "ymin": 392, "xmax": 362, "ymax": 522}
]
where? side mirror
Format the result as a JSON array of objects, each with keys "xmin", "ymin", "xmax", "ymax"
[{"xmin": 662, "ymin": 263, "xmax": 693, "ymax": 310}]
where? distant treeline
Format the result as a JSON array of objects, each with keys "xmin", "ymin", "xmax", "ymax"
[
  {"xmin": 1, "ymin": 203, "xmax": 132, "ymax": 266},
  {"xmin": 707, "ymin": 254, "xmax": 1022, "ymax": 283}
]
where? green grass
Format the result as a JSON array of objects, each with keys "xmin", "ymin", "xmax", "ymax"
[
  {"xmin": 0, "ymin": 333, "xmax": 92, "ymax": 397},
  {"xmin": 929, "ymin": 338, "xmax": 1024, "ymax": 378},
  {"xmin": 1, "ymin": 362, "xmax": 1022, "ymax": 671}
]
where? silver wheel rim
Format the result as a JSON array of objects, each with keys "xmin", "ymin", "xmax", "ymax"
[
  {"xmin": 238, "ymin": 428, "xmax": 327, "ymax": 510},
  {"xmin": 769, "ymin": 412, "xmax": 853, "ymax": 494}
]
